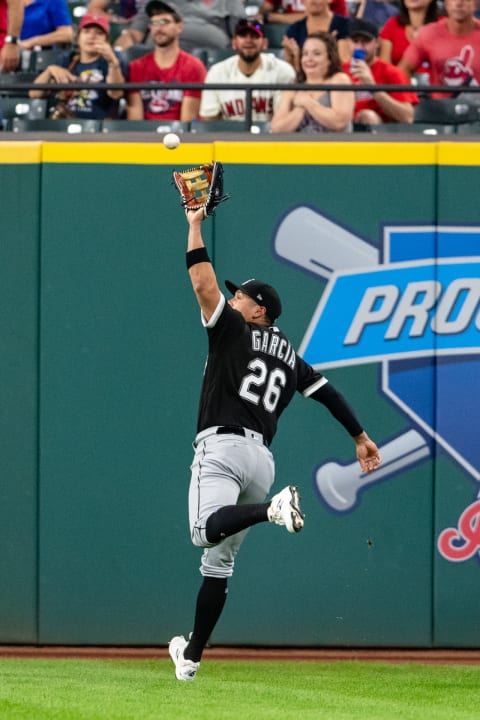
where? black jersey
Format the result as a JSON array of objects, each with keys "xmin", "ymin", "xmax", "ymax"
[{"xmin": 197, "ymin": 297, "xmax": 328, "ymax": 445}]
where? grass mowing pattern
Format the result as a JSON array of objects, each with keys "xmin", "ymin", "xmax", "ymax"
[{"xmin": 0, "ymin": 659, "xmax": 479, "ymax": 720}]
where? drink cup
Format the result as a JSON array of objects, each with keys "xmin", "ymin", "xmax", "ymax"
[{"xmin": 350, "ymin": 48, "xmax": 365, "ymax": 72}]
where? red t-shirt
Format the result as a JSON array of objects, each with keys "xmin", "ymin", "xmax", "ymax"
[
  {"xmin": 128, "ymin": 50, "xmax": 206, "ymax": 120},
  {"xmin": 0, "ymin": 0, "xmax": 7, "ymax": 49},
  {"xmin": 403, "ymin": 18, "xmax": 480, "ymax": 97},
  {"xmin": 379, "ymin": 16, "xmax": 410, "ymax": 66},
  {"xmin": 343, "ymin": 58, "xmax": 418, "ymax": 122},
  {"xmin": 275, "ymin": 0, "xmax": 347, "ymax": 16},
  {"xmin": 380, "ymin": 16, "xmax": 438, "ymax": 81}
]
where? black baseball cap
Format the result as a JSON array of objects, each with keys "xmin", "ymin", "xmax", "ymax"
[
  {"xmin": 348, "ymin": 18, "xmax": 379, "ymax": 39},
  {"xmin": 234, "ymin": 19, "xmax": 265, "ymax": 38},
  {"xmin": 225, "ymin": 279, "xmax": 282, "ymax": 322},
  {"xmin": 145, "ymin": 0, "xmax": 182, "ymax": 20}
]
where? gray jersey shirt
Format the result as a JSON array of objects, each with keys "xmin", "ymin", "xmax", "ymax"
[{"xmin": 130, "ymin": 0, "xmax": 246, "ymax": 51}]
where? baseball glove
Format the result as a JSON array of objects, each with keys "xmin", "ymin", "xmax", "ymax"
[{"xmin": 172, "ymin": 161, "xmax": 230, "ymax": 216}]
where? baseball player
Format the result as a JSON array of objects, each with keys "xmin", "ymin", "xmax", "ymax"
[{"xmin": 169, "ymin": 207, "xmax": 382, "ymax": 681}]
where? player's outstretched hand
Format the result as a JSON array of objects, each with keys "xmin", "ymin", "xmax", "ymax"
[
  {"xmin": 186, "ymin": 208, "xmax": 206, "ymax": 225},
  {"xmin": 354, "ymin": 432, "xmax": 382, "ymax": 474}
]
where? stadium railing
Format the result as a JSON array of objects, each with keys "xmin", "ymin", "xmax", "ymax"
[{"xmin": 1, "ymin": 78, "xmax": 480, "ymax": 135}]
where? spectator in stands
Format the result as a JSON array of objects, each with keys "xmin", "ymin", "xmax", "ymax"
[
  {"xmin": 399, "ymin": 0, "xmax": 480, "ymax": 97},
  {"xmin": 127, "ymin": 0, "xmax": 206, "ymax": 121},
  {"xmin": 199, "ymin": 18, "xmax": 295, "ymax": 123},
  {"xmin": 344, "ymin": 17, "xmax": 417, "ymax": 124},
  {"xmin": 260, "ymin": 0, "xmax": 348, "ymax": 26},
  {"xmin": 0, "ymin": 0, "xmax": 24, "ymax": 71},
  {"xmin": 355, "ymin": 0, "xmax": 399, "ymax": 27},
  {"xmin": 271, "ymin": 31, "xmax": 354, "ymax": 131},
  {"xmin": 114, "ymin": 0, "xmax": 246, "ymax": 53},
  {"xmin": 379, "ymin": 0, "xmax": 439, "ymax": 82},
  {"xmin": 282, "ymin": 0, "xmax": 350, "ymax": 72},
  {"xmin": 30, "ymin": 14, "xmax": 126, "ymax": 118},
  {"xmin": 19, "ymin": 0, "xmax": 73, "ymax": 50}
]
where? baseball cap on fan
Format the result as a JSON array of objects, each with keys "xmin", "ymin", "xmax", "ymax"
[
  {"xmin": 78, "ymin": 13, "xmax": 110, "ymax": 33},
  {"xmin": 225, "ymin": 279, "xmax": 282, "ymax": 322},
  {"xmin": 145, "ymin": 0, "xmax": 182, "ymax": 20},
  {"xmin": 234, "ymin": 19, "xmax": 265, "ymax": 38},
  {"xmin": 348, "ymin": 18, "xmax": 379, "ymax": 39}
]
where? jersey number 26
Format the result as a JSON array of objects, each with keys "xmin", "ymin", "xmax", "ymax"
[{"xmin": 239, "ymin": 358, "xmax": 286, "ymax": 413}]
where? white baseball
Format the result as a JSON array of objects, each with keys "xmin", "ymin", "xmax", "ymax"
[{"xmin": 163, "ymin": 132, "xmax": 181, "ymax": 150}]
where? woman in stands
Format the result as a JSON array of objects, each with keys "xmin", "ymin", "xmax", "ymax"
[
  {"xmin": 379, "ymin": 0, "xmax": 440, "ymax": 80},
  {"xmin": 282, "ymin": 0, "xmax": 351, "ymax": 71},
  {"xmin": 271, "ymin": 31, "xmax": 353, "ymax": 132}
]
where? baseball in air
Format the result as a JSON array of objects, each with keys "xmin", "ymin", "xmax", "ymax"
[{"xmin": 163, "ymin": 132, "xmax": 181, "ymax": 149}]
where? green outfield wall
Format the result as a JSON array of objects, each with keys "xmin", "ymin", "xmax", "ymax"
[{"xmin": 0, "ymin": 139, "xmax": 479, "ymax": 647}]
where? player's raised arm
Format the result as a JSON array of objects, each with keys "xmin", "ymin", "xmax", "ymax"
[
  {"xmin": 173, "ymin": 162, "xmax": 230, "ymax": 322},
  {"xmin": 185, "ymin": 209, "xmax": 221, "ymax": 322}
]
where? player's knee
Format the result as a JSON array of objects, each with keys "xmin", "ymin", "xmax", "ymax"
[
  {"xmin": 201, "ymin": 559, "xmax": 235, "ymax": 579},
  {"xmin": 191, "ymin": 524, "xmax": 215, "ymax": 549}
]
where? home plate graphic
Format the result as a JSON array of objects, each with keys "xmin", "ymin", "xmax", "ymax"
[{"xmin": 273, "ymin": 206, "xmax": 480, "ymax": 563}]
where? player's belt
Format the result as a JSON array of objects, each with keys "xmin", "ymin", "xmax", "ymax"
[{"xmin": 194, "ymin": 425, "xmax": 268, "ymax": 447}]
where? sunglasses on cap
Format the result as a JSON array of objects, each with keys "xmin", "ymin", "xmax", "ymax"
[{"xmin": 235, "ymin": 19, "xmax": 264, "ymax": 36}]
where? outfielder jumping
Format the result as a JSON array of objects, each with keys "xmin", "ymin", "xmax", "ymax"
[{"xmin": 169, "ymin": 165, "xmax": 382, "ymax": 681}]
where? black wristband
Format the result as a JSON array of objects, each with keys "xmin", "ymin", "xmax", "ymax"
[{"xmin": 186, "ymin": 247, "xmax": 210, "ymax": 269}]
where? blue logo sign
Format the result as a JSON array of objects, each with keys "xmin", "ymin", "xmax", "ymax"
[{"xmin": 273, "ymin": 206, "xmax": 480, "ymax": 561}]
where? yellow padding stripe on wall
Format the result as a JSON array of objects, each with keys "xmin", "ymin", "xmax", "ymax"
[
  {"xmin": 1, "ymin": 139, "xmax": 477, "ymax": 166},
  {"xmin": 214, "ymin": 141, "xmax": 439, "ymax": 165},
  {"xmin": 39, "ymin": 140, "xmax": 439, "ymax": 165},
  {"xmin": 0, "ymin": 141, "xmax": 42, "ymax": 163},
  {"xmin": 437, "ymin": 142, "xmax": 480, "ymax": 165}
]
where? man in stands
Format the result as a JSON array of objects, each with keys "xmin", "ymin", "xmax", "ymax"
[
  {"xmin": 344, "ymin": 17, "xmax": 418, "ymax": 125},
  {"xmin": 127, "ymin": 0, "xmax": 206, "ymax": 122},
  {"xmin": 115, "ymin": 0, "xmax": 246, "ymax": 54},
  {"xmin": 199, "ymin": 19, "xmax": 295, "ymax": 123},
  {"xmin": 399, "ymin": 0, "xmax": 480, "ymax": 97}
]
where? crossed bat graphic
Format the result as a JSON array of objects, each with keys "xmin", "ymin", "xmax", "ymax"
[{"xmin": 274, "ymin": 206, "xmax": 433, "ymax": 512}]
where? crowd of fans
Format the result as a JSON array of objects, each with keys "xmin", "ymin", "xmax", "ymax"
[{"xmin": 0, "ymin": 0, "xmax": 479, "ymax": 131}]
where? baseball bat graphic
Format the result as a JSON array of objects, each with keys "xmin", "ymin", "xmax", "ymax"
[
  {"xmin": 315, "ymin": 430, "xmax": 430, "ymax": 511},
  {"xmin": 274, "ymin": 206, "xmax": 379, "ymax": 280},
  {"xmin": 273, "ymin": 206, "xmax": 432, "ymax": 511}
]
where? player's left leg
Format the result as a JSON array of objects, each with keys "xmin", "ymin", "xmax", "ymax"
[{"xmin": 183, "ymin": 442, "xmax": 275, "ymax": 665}]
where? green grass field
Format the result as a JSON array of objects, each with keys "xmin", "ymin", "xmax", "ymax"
[{"xmin": 1, "ymin": 658, "xmax": 479, "ymax": 720}]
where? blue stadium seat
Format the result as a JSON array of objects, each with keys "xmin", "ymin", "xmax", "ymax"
[
  {"xmin": 11, "ymin": 117, "xmax": 101, "ymax": 133},
  {"xmin": 0, "ymin": 71, "xmax": 37, "ymax": 97},
  {"xmin": 117, "ymin": 44, "xmax": 151, "ymax": 65},
  {"xmin": 190, "ymin": 119, "xmax": 248, "ymax": 132},
  {"xmin": 101, "ymin": 119, "xmax": 190, "ymax": 133},
  {"xmin": 204, "ymin": 48, "xmax": 236, "ymax": 69},
  {"xmin": 364, "ymin": 122, "xmax": 457, "ymax": 135},
  {"xmin": 263, "ymin": 23, "xmax": 287, "ymax": 49},
  {"xmin": 414, "ymin": 98, "xmax": 480, "ymax": 125},
  {"xmin": 0, "ymin": 97, "xmax": 47, "ymax": 129}
]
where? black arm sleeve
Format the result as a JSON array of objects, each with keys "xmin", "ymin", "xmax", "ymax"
[{"xmin": 310, "ymin": 382, "xmax": 363, "ymax": 437}]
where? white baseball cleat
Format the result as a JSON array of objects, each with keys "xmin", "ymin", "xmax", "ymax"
[
  {"xmin": 168, "ymin": 635, "xmax": 200, "ymax": 681},
  {"xmin": 268, "ymin": 485, "xmax": 305, "ymax": 533}
]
